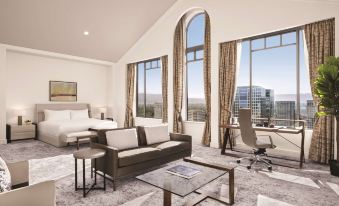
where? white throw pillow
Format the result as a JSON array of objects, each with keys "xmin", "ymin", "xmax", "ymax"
[
  {"xmin": 144, "ymin": 125, "xmax": 170, "ymax": 145},
  {"xmin": 44, "ymin": 110, "xmax": 70, "ymax": 121},
  {"xmin": 71, "ymin": 109, "xmax": 89, "ymax": 120},
  {"xmin": 106, "ymin": 128, "xmax": 138, "ymax": 150}
]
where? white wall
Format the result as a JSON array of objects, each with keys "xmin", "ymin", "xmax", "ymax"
[
  {"xmin": 5, "ymin": 50, "xmax": 112, "ymax": 124},
  {"xmin": 110, "ymin": 0, "xmax": 339, "ymax": 153},
  {"xmin": 0, "ymin": 45, "xmax": 6, "ymax": 144}
]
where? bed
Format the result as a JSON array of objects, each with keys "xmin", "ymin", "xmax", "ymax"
[{"xmin": 36, "ymin": 104, "xmax": 117, "ymax": 147}]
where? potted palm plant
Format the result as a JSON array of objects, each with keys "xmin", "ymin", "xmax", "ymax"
[{"xmin": 314, "ymin": 56, "xmax": 339, "ymax": 176}]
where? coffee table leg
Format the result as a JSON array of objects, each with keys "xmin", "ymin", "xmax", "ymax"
[
  {"xmin": 83, "ymin": 159, "xmax": 86, "ymax": 197},
  {"xmin": 164, "ymin": 190, "xmax": 171, "ymax": 206}
]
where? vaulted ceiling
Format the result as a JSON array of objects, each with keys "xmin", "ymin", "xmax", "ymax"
[{"xmin": 0, "ymin": 0, "xmax": 177, "ymax": 62}]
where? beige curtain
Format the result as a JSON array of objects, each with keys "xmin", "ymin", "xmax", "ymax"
[
  {"xmin": 161, "ymin": 55, "xmax": 168, "ymax": 123},
  {"xmin": 173, "ymin": 16, "xmax": 185, "ymax": 133},
  {"xmin": 305, "ymin": 18, "xmax": 335, "ymax": 164},
  {"xmin": 124, "ymin": 63, "xmax": 136, "ymax": 128},
  {"xmin": 219, "ymin": 41, "xmax": 237, "ymax": 147},
  {"xmin": 202, "ymin": 12, "xmax": 211, "ymax": 146}
]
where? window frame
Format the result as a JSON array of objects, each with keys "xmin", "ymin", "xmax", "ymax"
[
  {"xmin": 136, "ymin": 57, "xmax": 162, "ymax": 119},
  {"xmin": 185, "ymin": 12, "xmax": 206, "ymax": 122},
  {"xmin": 239, "ymin": 26, "xmax": 313, "ymax": 128}
]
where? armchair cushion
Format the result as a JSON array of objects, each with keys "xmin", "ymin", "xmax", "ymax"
[{"xmin": 0, "ymin": 157, "xmax": 11, "ymax": 193}]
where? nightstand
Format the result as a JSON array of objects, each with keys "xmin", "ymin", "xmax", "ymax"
[{"xmin": 6, "ymin": 123, "xmax": 37, "ymax": 143}]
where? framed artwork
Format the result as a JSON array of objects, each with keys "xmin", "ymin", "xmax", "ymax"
[{"xmin": 49, "ymin": 81, "xmax": 77, "ymax": 102}]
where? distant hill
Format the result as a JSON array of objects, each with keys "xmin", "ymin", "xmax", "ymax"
[{"xmin": 139, "ymin": 94, "xmax": 204, "ymax": 104}]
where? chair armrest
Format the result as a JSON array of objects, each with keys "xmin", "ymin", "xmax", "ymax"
[
  {"xmin": 0, "ymin": 180, "xmax": 56, "ymax": 206},
  {"xmin": 7, "ymin": 160, "xmax": 29, "ymax": 187},
  {"xmin": 170, "ymin": 133, "xmax": 192, "ymax": 143}
]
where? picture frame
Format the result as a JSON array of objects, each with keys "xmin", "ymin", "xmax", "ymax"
[{"xmin": 49, "ymin": 81, "xmax": 77, "ymax": 102}]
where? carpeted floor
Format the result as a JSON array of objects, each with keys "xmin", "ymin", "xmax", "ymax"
[{"xmin": 1, "ymin": 140, "xmax": 339, "ymax": 206}]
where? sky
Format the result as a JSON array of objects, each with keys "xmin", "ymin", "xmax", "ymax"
[{"xmin": 138, "ymin": 13, "xmax": 312, "ymax": 100}]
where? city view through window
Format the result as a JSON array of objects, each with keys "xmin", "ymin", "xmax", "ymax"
[
  {"xmin": 136, "ymin": 19, "xmax": 315, "ymax": 129},
  {"xmin": 136, "ymin": 58, "xmax": 163, "ymax": 119},
  {"xmin": 233, "ymin": 30, "xmax": 316, "ymax": 129}
]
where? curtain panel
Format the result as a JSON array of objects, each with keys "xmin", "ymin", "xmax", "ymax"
[
  {"xmin": 161, "ymin": 55, "xmax": 168, "ymax": 123},
  {"xmin": 305, "ymin": 18, "xmax": 335, "ymax": 164},
  {"xmin": 202, "ymin": 12, "xmax": 212, "ymax": 146},
  {"xmin": 173, "ymin": 16, "xmax": 185, "ymax": 133},
  {"xmin": 219, "ymin": 41, "xmax": 237, "ymax": 147},
  {"xmin": 124, "ymin": 63, "xmax": 136, "ymax": 128}
]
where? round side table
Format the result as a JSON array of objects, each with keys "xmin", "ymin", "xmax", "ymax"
[{"xmin": 73, "ymin": 148, "xmax": 106, "ymax": 197}]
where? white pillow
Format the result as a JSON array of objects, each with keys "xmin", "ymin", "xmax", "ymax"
[
  {"xmin": 44, "ymin": 110, "xmax": 70, "ymax": 121},
  {"xmin": 106, "ymin": 128, "xmax": 138, "ymax": 150},
  {"xmin": 144, "ymin": 125, "xmax": 170, "ymax": 145},
  {"xmin": 71, "ymin": 109, "xmax": 89, "ymax": 120}
]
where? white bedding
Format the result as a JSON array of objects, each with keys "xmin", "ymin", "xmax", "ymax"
[{"xmin": 39, "ymin": 118, "xmax": 117, "ymax": 141}]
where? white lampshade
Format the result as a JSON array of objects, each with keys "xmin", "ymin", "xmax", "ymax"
[
  {"xmin": 14, "ymin": 109, "xmax": 26, "ymax": 116},
  {"xmin": 98, "ymin": 107, "xmax": 107, "ymax": 113}
]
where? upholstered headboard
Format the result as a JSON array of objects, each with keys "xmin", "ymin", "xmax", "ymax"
[{"xmin": 36, "ymin": 103, "xmax": 91, "ymax": 123}]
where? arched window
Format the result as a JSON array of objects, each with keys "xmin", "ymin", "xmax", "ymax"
[{"xmin": 186, "ymin": 13, "xmax": 206, "ymax": 122}]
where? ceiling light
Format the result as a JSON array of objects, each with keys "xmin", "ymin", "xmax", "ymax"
[{"xmin": 83, "ymin": 31, "xmax": 89, "ymax": 36}]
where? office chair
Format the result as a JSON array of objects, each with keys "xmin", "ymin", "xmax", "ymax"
[{"xmin": 236, "ymin": 108, "xmax": 276, "ymax": 171}]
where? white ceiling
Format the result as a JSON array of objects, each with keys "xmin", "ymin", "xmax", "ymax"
[{"xmin": 0, "ymin": 0, "xmax": 178, "ymax": 62}]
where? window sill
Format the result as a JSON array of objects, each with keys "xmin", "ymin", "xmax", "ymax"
[{"xmin": 183, "ymin": 121, "xmax": 206, "ymax": 125}]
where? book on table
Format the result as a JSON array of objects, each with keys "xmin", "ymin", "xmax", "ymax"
[{"xmin": 166, "ymin": 165, "xmax": 201, "ymax": 179}]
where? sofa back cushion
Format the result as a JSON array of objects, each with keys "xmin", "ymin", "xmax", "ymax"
[
  {"xmin": 0, "ymin": 157, "xmax": 11, "ymax": 193},
  {"xmin": 106, "ymin": 128, "xmax": 139, "ymax": 150},
  {"xmin": 144, "ymin": 125, "xmax": 170, "ymax": 145}
]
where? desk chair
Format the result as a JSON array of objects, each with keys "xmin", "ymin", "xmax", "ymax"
[{"xmin": 237, "ymin": 108, "xmax": 276, "ymax": 170}]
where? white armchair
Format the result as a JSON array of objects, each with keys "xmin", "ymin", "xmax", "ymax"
[{"xmin": 0, "ymin": 160, "xmax": 56, "ymax": 206}]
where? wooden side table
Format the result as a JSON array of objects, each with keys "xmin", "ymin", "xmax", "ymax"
[
  {"xmin": 73, "ymin": 148, "xmax": 106, "ymax": 197},
  {"xmin": 6, "ymin": 123, "xmax": 37, "ymax": 143}
]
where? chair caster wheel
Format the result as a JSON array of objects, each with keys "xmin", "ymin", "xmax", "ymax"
[
  {"xmin": 247, "ymin": 166, "xmax": 251, "ymax": 169},
  {"xmin": 268, "ymin": 166, "xmax": 272, "ymax": 171},
  {"xmin": 236, "ymin": 160, "xmax": 241, "ymax": 163}
]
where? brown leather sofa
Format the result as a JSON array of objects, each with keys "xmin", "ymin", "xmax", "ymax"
[{"xmin": 90, "ymin": 126, "xmax": 192, "ymax": 190}]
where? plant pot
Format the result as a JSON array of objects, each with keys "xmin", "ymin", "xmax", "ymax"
[{"xmin": 329, "ymin": 160, "xmax": 339, "ymax": 177}]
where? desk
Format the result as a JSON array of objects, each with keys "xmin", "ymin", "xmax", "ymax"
[{"xmin": 220, "ymin": 120, "xmax": 306, "ymax": 168}]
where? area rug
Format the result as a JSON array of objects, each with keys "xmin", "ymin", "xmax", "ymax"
[{"xmin": 1, "ymin": 140, "xmax": 339, "ymax": 206}]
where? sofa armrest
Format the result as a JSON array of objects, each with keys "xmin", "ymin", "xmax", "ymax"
[
  {"xmin": 90, "ymin": 142, "xmax": 119, "ymax": 177},
  {"xmin": 7, "ymin": 160, "xmax": 29, "ymax": 187},
  {"xmin": 170, "ymin": 133, "xmax": 192, "ymax": 143},
  {"xmin": 0, "ymin": 180, "xmax": 56, "ymax": 206}
]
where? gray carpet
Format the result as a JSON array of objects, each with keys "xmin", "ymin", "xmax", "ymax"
[{"xmin": 1, "ymin": 140, "xmax": 339, "ymax": 206}]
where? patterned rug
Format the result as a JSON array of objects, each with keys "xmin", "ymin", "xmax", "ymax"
[{"xmin": 1, "ymin": 140, "xmax": 339, "ymax": 206}]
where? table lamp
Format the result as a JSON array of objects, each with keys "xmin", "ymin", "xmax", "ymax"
[{"xmin": 14, "ymin": 109, "xmax": 26, "ymax": 125}]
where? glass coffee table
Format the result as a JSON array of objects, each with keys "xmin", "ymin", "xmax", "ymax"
[{"xmin": 137, "ymin": 157, "xmax": 235, "ymax": 206}]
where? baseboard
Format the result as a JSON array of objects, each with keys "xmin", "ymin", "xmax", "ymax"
[{"xmin": 0, "ymin": 138, "xmax": 7, "ymax": 144}]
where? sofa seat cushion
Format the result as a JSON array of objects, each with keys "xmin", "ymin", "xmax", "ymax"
[
  {"xmin": 150, "ymin": 141, "xmax": 190, "ymax": 157},
  {"xmin": 118, "ymin": 147, "xmax": 161, "ymax": 167}
]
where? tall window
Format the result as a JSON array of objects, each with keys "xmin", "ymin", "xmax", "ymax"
[
  {"xmin": 233, "ymin": 29, "xmax": 315, "ymax": 129},
  {"xmin": 136, "ymin": 58, "xmax": 162, "ymax": 118},
  {"xmin": 186, "ymin": 13, "xmax": 206, "ymax": 122}
]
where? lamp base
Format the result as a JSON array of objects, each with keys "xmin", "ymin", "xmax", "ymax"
[{"xmin": 18, "ymin": 116, "xmax": 23, "ymax": 126}]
